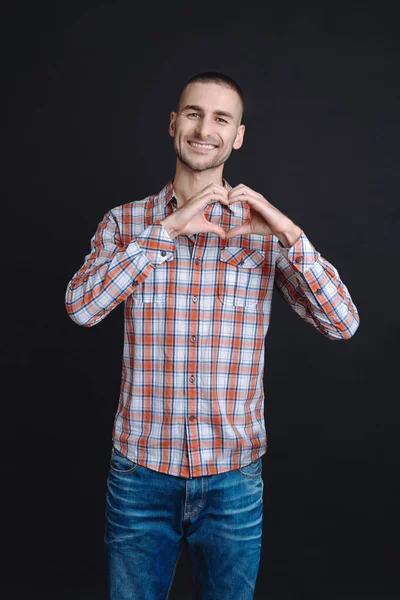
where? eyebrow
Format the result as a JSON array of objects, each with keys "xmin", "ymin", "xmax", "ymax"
[{"xmin": 181, "ymin": 104, "xmax": 235, "ymax": 120}]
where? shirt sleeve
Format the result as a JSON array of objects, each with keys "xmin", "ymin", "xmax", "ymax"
[
  {"xmin": 65, "ymin": 210, "xmax": 177, "ymax": 327},
  {"xmin": 274, "ymin": 231, "xmax": 360, "ymax": 340}
]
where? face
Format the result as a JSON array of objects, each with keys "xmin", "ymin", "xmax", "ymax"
[{"xmin": 169, "ymin": 82, "xmax": 245, "ymax": 172}]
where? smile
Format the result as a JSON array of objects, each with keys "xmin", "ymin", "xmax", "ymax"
[{"xmin": 188, "ymin": 141, "xmax": 217, "ymax": 151}]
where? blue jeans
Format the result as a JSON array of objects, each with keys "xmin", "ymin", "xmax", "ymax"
[{"xmin": 104, "ymin": 447, "xmax": 264, "ymax": 600}]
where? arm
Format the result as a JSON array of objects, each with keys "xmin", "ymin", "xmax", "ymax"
[
  {"xmin": 65, "ymin": 210, "xmax": 176, "ymax": 327},
  {"xmin": 274, "ymin": 232, "xmax": 360, "ymax": 340}
]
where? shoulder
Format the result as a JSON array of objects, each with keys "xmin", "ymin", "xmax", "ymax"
[
  {"xmin": 108, "ymin": 195, "xmax": 154, "ymax": 221},
  {"xmin": 103, "ymin": 193, "xmax": 160, "ymax": 244}
]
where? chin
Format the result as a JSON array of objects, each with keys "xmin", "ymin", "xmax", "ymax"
[{"xmin": 178, "ymin": 154, "xmax": 214, "ymax": 172}]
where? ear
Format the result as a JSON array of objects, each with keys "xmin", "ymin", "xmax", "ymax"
[
  {"xmin": 169, "ymin": 111, "xmax": 177, "ymax": 137},
  {"xmin": 233, "ymin": 124, "xmax": 245, "ymax": 150}
]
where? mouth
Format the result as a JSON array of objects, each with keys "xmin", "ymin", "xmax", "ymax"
[{"xmin": 188, "ymin": 141, "xmax": 218, "ymax": 152}]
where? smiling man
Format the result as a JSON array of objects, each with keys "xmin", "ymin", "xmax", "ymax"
[
  {"xmin": 65, "ymin": 71, "xmax": 360, "ymax": 600},
  {"xmin": 170, "ymin": 80, "xmax": 244, "ymax": 181}
]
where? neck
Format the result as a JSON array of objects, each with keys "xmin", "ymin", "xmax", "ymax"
[{"xmin": 172, "ymin": 160, "xmax": 224, "ymax": 208}]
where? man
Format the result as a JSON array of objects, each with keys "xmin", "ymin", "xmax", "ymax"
[{"xmin": 65, "ymin": 71, "xmax": 359, "ymax": 600}]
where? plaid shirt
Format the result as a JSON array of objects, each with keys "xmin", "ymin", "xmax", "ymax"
[{"xmin": 65, "ymin": 179, "xmax": 359, "ymax": 478}]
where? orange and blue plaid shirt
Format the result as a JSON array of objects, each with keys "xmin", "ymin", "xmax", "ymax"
[{"xmin": 65, "ymin": 179, "xmax": 359, "ymax": 478}]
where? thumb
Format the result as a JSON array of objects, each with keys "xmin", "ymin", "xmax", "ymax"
[
  {"xmin": 225, "ymin": 224, "xmax": 251, "ymax": 239},
  {"xmin": 204, "ymin": 223, "xmax": 226, "ymax": 239}
]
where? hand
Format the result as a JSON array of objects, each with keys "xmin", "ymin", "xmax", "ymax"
[
  {"xmin": 160, "ymin": 183, "xmax": 229, "ymax": 239},
  {"xmin": 225, "ymin": 184, "xmax": 302, "ymax": 247}
]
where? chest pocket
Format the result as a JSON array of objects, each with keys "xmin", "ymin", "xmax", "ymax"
[{"xmin": 217, "ymin": 246, "xmax": 266, "ymax": 308}]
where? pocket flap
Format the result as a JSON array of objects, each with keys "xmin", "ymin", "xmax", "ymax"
[{"xmin": 219, "ymin": 246, "xmax": 265, "ymax": 268}]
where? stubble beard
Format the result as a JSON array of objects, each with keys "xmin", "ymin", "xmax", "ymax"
[{"xmin": 174, "ymin": 140, "xmax": 234, "ymax": 173}]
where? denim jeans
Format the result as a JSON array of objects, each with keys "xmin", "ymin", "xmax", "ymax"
[{"xmin": 104, "ymin": 446, "xmax": 264, "ymax": 600}]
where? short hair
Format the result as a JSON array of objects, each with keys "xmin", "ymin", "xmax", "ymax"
[{"xmin": 177, "ymin": 71, "xmax": 245, "ymax": 123}]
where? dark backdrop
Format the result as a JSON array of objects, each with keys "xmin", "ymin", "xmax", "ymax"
[{"xmin": 3, "ymin": 1, "xmax": 399, "ymax": 599}]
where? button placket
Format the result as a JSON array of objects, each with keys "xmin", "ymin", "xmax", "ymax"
[{"xmin": 187, "ymin": 243, "xmax": 203, "ymax": 470}]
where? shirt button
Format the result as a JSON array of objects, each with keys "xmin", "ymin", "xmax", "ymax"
[
  {"xmin": 190, "ymin": 336, "xmax": 196, "ymax": 343},
  {"xmin": 195, "ymin": 258, "xmax": 200, "ymax": 264},
  {"xmin": 189, "ymin": 375, "xmax": 196, "ymax": 383},
  {"xmin": 316, "ymin": 288, "xmax": 323, "ymax": 294},
  {"xmin": 192, "ymin": 296, "xmax": 198, "ymax": 303},
  {"xmin": 132, "ymin": 280, "xmax": 138, "ymax": 286},
  {"xmin": 161, "ymin": 250, "xmax": 167, "ymax": 256},
  {"xmin": 238, "ymin": 259, "xmax": 244, "ymax": 266},
  {"xmin": 295, "ymin": 256, "xmax": 302, "ymax": 263},
  {"xmin": 189, "ymin": 415, "xmax": 196, "ymax": 421}
]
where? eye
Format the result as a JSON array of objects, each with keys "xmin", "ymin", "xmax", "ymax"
[
  {"xmin": 188, "ymin": 112, "xmax": 200, "ymax": 118},
  {"xmin": 217, "ymin": 117, "xmax": 228, "ymax": 123}
]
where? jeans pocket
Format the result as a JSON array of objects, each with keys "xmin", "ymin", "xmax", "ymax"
[
  {"xmin": 109, "ymin": 447, "xmax": 140, "ymax": 474},
  {"xmin": 238, "ymin": 457, "xmax": 262, "ymax": 478}
]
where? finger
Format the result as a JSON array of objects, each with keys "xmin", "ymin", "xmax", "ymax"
[
  {"xmin": 229, "ymin": 183, "xmax": 246, "ymax": 192},
  {"xmin": 228, "ymin": 192, "xmax": 266, "ymax": 211},
  {"xmin": 228, "ymin": 188, "xmax": 257, "ymax": 200},
  {"xmin": 228, "ymin": 191, "xmax": 252, "ymax": 204},
  {"xmin": 201, "ymin": 186, "xmax": 229, "ymax": 205},
  {"xmin": 234, "ymin": 191, "xmax": 275, "ymax": 212},
  {"xmin": 187, "ymin": 191, "xmax": 228, "ymax": 216},
  {"xmin": 206, "ymin": 182, "xmax": 226, "ymax": 190},
  {"xmin": 190, "ymin": 184, "xmax": 226, "ymax": 203},
  {"xmin": 204, "ymin": 223, "xmax": 226, "ymax": 239},
  {"xmin": 206, "ymin": 183, "xmax": 228, "ymax": 195},
  {"xmin": 229, "ymin": 184, "xmax": 257, "ymax": 197},
  {"xmin": 225, "ymin": 224, "xmax": 252, "ymax": 239},
  {"xmin": 208, "ymin": 184, "xmax": 229, "ymax": 199}
]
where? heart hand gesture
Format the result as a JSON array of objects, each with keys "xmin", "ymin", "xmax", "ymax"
[{"xmin": 160, "ymin": 182, "xmax": 302, "ymax": 248}]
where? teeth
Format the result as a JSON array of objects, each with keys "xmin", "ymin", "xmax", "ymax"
[{"xmin": 190, "ymin": 142, "xmax": 216, "ymax": 149}]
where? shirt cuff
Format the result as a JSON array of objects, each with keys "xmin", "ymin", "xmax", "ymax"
[
  {"xmin": 134, "ymin": 223, "xmax": 177, "ymax": 265},
  {"xmin": 277, "ymin": 231, "xmax": 320, "ymax": 272}
]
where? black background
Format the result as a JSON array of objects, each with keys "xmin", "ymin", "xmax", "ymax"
[{"xmin": 3, "ymin": 1, "xmax": 399, "ymax": 598}]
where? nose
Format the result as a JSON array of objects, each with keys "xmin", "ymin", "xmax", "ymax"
[{"xmin": 194, "ymin": 116, "xmax": 215, "ymax": 140}]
